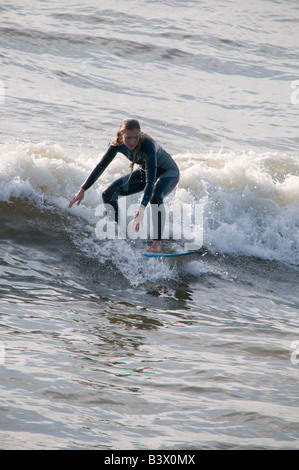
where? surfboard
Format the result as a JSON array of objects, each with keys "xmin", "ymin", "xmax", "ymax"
[{"xmin": 142, "ymin": 250, "xmax": 202, "ymax": 262}]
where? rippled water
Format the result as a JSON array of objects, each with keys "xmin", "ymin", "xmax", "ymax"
[{"xmin": 0, "ymin": 0, "xmax": 299, "ymax": 450}]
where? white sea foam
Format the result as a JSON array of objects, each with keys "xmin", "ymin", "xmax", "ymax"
[
  {"xmin": 176, "ymin": 150, "xmax": 299, "ymax": 266},
  {"xmin": 1, "ymin": 143, "xmax": 298, "ymax": 274}
]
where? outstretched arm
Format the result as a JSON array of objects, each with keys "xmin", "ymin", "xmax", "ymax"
[
  {"xmin": 81, "ymin": 145, "xmax": 118, "ymax": 191},
  {"xmin": 69, "ymin": 145, "xmax": 118, "ymax": 209}
]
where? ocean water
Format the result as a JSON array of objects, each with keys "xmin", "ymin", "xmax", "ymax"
[{"xmin": 0, "ymin": 0, "xmax": 299, "ymax": 450}]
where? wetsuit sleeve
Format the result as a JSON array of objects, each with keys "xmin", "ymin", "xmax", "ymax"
[
  {"xmin": 81, "ymin": 145, "xmax": 118, "ymax": 190},
  {"xmin": 140, "ymin": 139, "xmax": 157, "ymax": 207}
]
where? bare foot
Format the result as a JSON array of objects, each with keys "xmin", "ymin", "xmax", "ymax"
[{"xmin": 146, "ymin": 241, "xmax": 162, "ymax": 253}]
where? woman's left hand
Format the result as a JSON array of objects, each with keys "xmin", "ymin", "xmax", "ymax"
[{"xmin": 132, "ymin": 206, "xmax": 145, "ymax": 232}]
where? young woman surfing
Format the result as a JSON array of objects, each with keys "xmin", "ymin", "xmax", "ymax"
[{"xmin": 69, "ymin": 118, "xmax": 179, "ymax": 253}]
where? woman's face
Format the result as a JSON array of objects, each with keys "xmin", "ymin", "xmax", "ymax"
[{"xmin": 122, "ymin": 129, "xmax": 140, "ymax": 150}]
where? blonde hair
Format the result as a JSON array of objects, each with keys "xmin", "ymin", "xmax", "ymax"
[{"xmin": 111, "ymin": 119, "xmax": 151, "ymax": 178}]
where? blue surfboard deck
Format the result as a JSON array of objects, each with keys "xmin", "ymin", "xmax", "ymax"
[{"xmin": 142, "ymin": 250, "xmax": 202, "ymax": 261}]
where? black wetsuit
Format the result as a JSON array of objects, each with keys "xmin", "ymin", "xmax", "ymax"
[{"xmin": 82, "ymin": 136, "xmax": 179, "ymax": 239}]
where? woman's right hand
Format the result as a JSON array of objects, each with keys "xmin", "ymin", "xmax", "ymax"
[
  {"xmin": 131, "ymin": 205, "xmax": 145, "ymax": 232},
  {"xmin": 69, "ymin": 188, "xmax": 85, "ymax": 208}
]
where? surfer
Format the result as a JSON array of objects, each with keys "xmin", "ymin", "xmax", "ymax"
[{"xmin": 69, "ymin": 118, "xmax": 179, "ymax": 252}]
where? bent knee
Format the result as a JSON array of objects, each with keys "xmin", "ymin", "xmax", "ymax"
[
  {"xmin": 102, "ymin": 189, "xmax": 111, "ymax": 203},
  {"xmin": 151, "ymin": 195, "xmax": 164, "ymax": 206}
]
